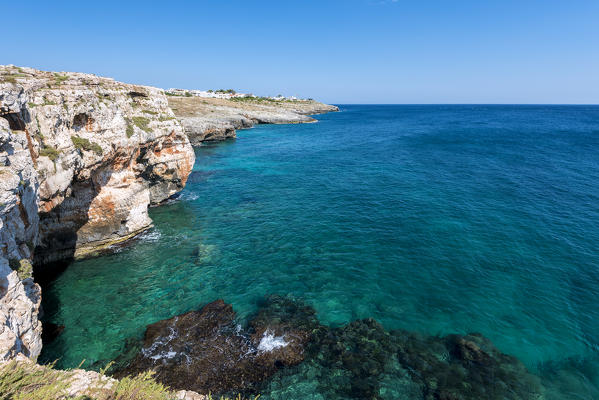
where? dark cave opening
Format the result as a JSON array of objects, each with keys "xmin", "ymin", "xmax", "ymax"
[{"xmin": 1, "ymin": 112, "xmax": 26, "ymax": 131}]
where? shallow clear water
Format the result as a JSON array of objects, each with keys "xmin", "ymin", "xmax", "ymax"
[{"xmin": 40, "ymin": 105, "xmax": 599, "ymax": 399}]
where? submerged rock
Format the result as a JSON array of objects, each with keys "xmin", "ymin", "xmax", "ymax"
[
  {"xmin": 394, "ymin": 331, "xmax": 544, "ymax": 400},
  {"xmin": 117, "ymin": 297, "xmax": 311, "ymax": 394},
  {"xmin": 307, "ymin": 318, "xmax": 398, "ymax": 399},
  {"xmin": 116, "ymin": 297, "xmax": 545, "ymax": 399}
]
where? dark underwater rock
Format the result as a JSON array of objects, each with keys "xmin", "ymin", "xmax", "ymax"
[
  {"xmin": 117, "ymin": 297, "xmax": 312, "ymax": 394},
  {"xmin": 115, "ymin": 296, "xmax": 545, "ymax": 399},
  {"xmin": 394, "ymin": 331, "xmax": 544, "ymax": 400},
  {"xmin": 307, "ymin": 318, "xmax": 398, "ymax": 398}
]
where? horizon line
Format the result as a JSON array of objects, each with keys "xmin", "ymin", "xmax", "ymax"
[{"xmin": 330, "ymin": 103, "xmax": 599, "ymax": 106}]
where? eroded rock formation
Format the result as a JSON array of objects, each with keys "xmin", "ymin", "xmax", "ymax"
[
  {"xmin": 0, "ymin": 65, "xmax": 195, "ymax": 360},
  {"xmin": 0, "ymin": 259, "xmax": 42, "ymax": 361},
  {"xmin": 0, "ymin": 65, "xmax": 194, "ymax": 263},
  {"xmin": 0, "ymin": 116, "xmax": 42, "ymax": 360}
]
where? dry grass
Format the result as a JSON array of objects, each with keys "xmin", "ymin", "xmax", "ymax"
[
  {"xmin": 0, "ymin": 360, "xmax": 72, "ymax": 400},
  {"xmin": 0, "ymin": 361, "xmax": 259, "ymax": 400},
  {"xmin": 167, "ymin": 96, "xmax": 322, "ymax": 118}
]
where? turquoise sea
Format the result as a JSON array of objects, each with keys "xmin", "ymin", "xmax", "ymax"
[{"xmin": 40, "ymin": 105, "xmax": 599, "ymax": 399}]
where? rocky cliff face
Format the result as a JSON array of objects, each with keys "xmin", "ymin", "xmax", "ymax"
[
  {"xmin": 0, "ymin": 65, "xmax": 195, "ymax": 264},
  {"xmin": 0, "ymin": 114, "xmax": 42, "ymax": 360},
  {"xmin": 0, "ymin": 65, "xmax": 195, "ymax": 360},
  {"xmin": 168, "ymin": 96, "xmax": 339, "ymax": 145},
  {"xmin": 0, "ymin": 259, "xmax": 42, "ymax": 361}
]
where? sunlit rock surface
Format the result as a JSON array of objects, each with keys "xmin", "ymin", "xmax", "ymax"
[
  {"xmin": 0, "ymin": 65, "xmax": 195, "ymax": 361},
  {"xmin": 168, "ymin": 96, "xmax": 338, "ymax": 144},
  {"xmin": 0, "ymin": 65, "xmax": 195, "ymax": 264}
]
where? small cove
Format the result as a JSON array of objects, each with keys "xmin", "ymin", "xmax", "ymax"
[{"xmin": 40, "ymin": 105, "xmax": 599, "ymax": 399}]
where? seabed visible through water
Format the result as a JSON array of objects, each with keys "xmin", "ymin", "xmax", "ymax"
[{"xmin": 41, "ymin": 105, "xmax": 599, "ymax": 399}]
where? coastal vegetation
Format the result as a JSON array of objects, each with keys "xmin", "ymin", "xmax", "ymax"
[
  {"xmin": 54, "ymin": 74, "xmax": 69, "ymax": 85},
  {"xmin": 125, "ymin": 120, "xmax": 134, "ymax": 138},
  {"xmin": 214, "ymin": 89, "xmax": 236, "ymax": 94},
  {"xmin": 131, "ymin": 116, "xmax": 153, "ymax": 133},
  {"xmin": 0, "ymin": 360, "xmax": 260, "ymax": 400},
  {"xmin": 8, "ymin": 258, "xmax": 33, "ymax": 280},
  {"xmin": 71, "ymin": 136, "xmax": 103, "ymax": 156},
  {"xmin": 39, "ymin": 145, "xmax": 60, "ymax": 161},
  {"xmin": 229, "ymin": 96, "xmax": 305, "ymax": 104}
]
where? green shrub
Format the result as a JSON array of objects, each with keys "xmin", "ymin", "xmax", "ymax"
[
  {"xmin": 28, "ymin": 98, "xmax": 58, "ymax": 107},
  {"xmin": 131, "ymin": 116, "xmax": 153, "ymax": 133},
  {"xmin": 126, "ymin": 122, "xmax": 135, "ymax": 138},
  {"xmin": 71, "ymin": 136, "xmax": 103, "ymax": 156},
  {"xmin": 111, "ymin": 371, "xmax": 175, "ymax": 400},
  {"xmin": 215, "ymin": 89, "xmax": 236, "ymax": 94},
  {"xmin": 143, "ymin": 109, "xmax": 158, "ymax": 115},
  {"xmin": 184, "ymin": 91, "xmax": 192, "ymax": 97},
  {"xmin": 0, "ymin": 360, "xmax": 70, "ymax": 400},
  {"xmin": 8, "ymin": 258, "xmax": 33, "ymax": 280},
  {"xmin": 1, "ymin": 72, "xmax": 28, "ymax": 84},
  {"xmin": 54, "ymin": 73, "xmax": 69, "ymax": 85},
  {"xmin": 0, "ymin": 360, "xmax": 260, "ymax": 400},
  {"xmin": 39, "ymin": 145, "xmax": 60, "ymax": 161}
]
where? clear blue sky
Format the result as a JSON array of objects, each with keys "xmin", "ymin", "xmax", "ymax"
[{"xmin": 4, "ymin": 1, "xmax": 599, "ymax": 104}]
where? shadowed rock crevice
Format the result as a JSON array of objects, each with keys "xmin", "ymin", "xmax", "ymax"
[
  {"xmin": 34, "ymin": 173, "xmax": 108, "ymax": 265},
  {"xmin": 72, "ymin": 113, "xmax": 93, "ymax": 131},
  {"xmin": 0, "ymin": 112, "xmax": 26, "ymax": 131}
]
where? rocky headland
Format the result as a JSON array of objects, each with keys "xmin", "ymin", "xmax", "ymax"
[
  {"xmin": 0, "ymin": 64, "xmax": 340, "ymax": 398},
  {"xmin": 1, "ymin": 65, "xmax": 544, "ymax": 400},
  {"xmin": 168, "ymin": 96, "xmax": 338, "ymax": 144},
  {"xmin": 0, "ymin": 65, "xmax": 195, "ymax": 362}
]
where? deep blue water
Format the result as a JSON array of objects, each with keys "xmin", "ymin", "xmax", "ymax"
[{"xmin": 41, "ymin": 105, "xmax": 599, "ymax": 399}]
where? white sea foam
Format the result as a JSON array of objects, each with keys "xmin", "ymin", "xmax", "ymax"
[
  {"xmin": 142, "ymin": 323, "xmax": 178, "ymax": 361},
  {"xmin": 148, "ymin": 350, "xmax": 177, "ymax": 361},
  {"xmin": 257, "ymin": 330, "xmax": 288, "ymax": 352},
  {"xmin": 181, "ymin": 192, "xmax": 199, "ymax": 201},
  {"xmin": 139, "ymin": 229, "xmax": 161, "ymax": 243}
]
